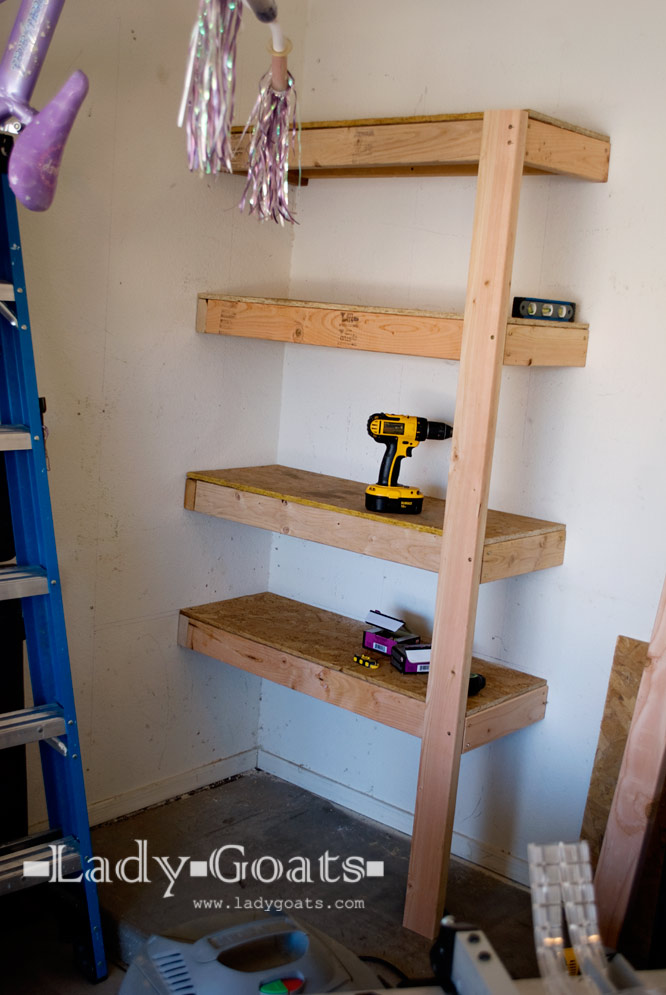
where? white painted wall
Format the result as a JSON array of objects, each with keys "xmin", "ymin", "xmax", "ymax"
[
  {"xmin": 259, "ymin": 0, "xmax": 666, "ymax": 883},
  {"xmin": 12, "ymin": 0, "xmax": 305, "ymax": 825}
]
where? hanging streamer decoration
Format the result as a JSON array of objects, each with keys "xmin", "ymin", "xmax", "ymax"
[
  {"xmin": 179, "ymin": 0, "xmax": 244, "ymax": 174},
  {"xmin": 237, "ymin": 50, "xmax": 298, "ymax": 224},
  {"xmin": 179, "ymin": 0, "xmax": 299, "ymax": 223}
]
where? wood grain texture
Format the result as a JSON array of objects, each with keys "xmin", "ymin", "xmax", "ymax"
[
  {"xmin": 231, "ymin": 110, "xmax": 609, "ymax": 182},
  {"xmin": 524, "ymin": 117, "xmax": 609, "ymax": 182},
  {"xmin": 233, "ymin": 109, "xmax": 607, "ymax": 141},
  {"xmin": 233, "ymin": 117, "xmax": 485, "ymax": 173},
  {"xmin": 581, "ymin": 636, "xmax": 649, "ymax": 865},
  {"xmin": 179, "ymin": 593, "xmax": 547, "ymax": 749},
  {"xmin": 185, "ymin": 466, "xmax": 566, "ymax": 582},
  {"xmin": 595, "ymin": 578, "xmax": 666, "ymax": 947},
  {"xmin": 404, "ymin": 109, "xmax": 528, "ymax": 938},
  {"xmin": 199, "ymin": 294, "xmax": 589, "ymax": 368}
]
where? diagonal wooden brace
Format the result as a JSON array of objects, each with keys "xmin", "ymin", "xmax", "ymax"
[{"xmin": 403, "ymin": 109, "xmax": 528, "ymax": 938}]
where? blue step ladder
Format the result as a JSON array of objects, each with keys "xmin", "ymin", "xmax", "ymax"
[{"xmin": 0, "ymin": 136, "xmax": 107, "ymax": 981}]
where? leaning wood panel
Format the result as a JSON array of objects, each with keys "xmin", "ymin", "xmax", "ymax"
[
  {"xmin": 581, "ymin": 635, "xmax": 649, "ymax": 865},
  {"xmin": 179, "ymin": 593, "xmax": 547, "ymax": 750},
  {"xmin": 595, "ymin": 577, "xmax": 666, "ymax": 948},
  {"xmin": 404, "ymin": 110, "xmax": 528, "ymax": 938},
  {"xmin": 185, "ymin": 465, "xmax": 566, "ymax": 582},
  {"xmin": 198, "ymin": 294, "xmax": 589, "ymax": 368}
]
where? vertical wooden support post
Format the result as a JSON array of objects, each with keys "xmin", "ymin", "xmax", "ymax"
[
  {"xmin": 403, "ymin": 109, "xmax": 528, "ymax": 938},
  {"xmin": 595, "ymin": 576, "xmax": 666, "ymax": 948}
]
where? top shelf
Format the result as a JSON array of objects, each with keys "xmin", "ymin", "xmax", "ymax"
[{"xmin": 232, "ymin": 110, "xmax": 610, "ymax": 183}]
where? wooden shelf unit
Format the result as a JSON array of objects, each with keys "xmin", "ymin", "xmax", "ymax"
[
  {"xmin": 185, "ymin": 465, "xmax": 565, "ymax": 581},
  {"xmin": 178, "ymin": 593, "xmax": 547, "ymax": 751},
  {"xmin": 184, "ymin": 109, "xmax": 610, "ymax": 939},
  {"xmin": 197, "ymin": 295, "xmax": 589, "ymax": 368}
]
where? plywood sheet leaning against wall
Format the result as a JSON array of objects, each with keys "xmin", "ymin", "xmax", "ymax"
[
  {"xmin": 593, "ymin": 577, "xmax": 666, "ymax": 954},
  {"xmin": 581, "ymin": 635, "xmax": 650, "ymax": 866}
]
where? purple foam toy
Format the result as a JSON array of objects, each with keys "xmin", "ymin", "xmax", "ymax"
[{"xmin": 0, "ymin": 0, "xmax": 89, "ymax": 211}]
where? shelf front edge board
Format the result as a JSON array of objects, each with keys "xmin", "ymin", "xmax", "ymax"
[
  {"xmin": 184, "ymin": 471, "xmax": 566, "ymax": 581},
  {"xmin": 198, "ymin": 296, "xmax": 589, "ymax": 368},
  {"xmin": 231, "ymin": 114, "xmax": 609, "ymax": 183},
  {"xmin": 178, "ymin": 612, "xmax": 547, "ymax": 751}
]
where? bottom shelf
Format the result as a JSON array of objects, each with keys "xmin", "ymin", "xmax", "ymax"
[{"xmin": 178, "ymin": 593, "xmax": 547, "ymax": 752}]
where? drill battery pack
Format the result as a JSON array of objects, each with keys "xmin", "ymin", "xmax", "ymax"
[{"xmin": 365, "ymin": 483, "xmax": 424, "ymax": 514}]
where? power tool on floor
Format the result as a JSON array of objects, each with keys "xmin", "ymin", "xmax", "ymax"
[
  {"xmin": 366, "ymin": 412, "xmax": 453, "ymax": 514},
  {"xmin": 119, "ymin": 912, "xmax": 380, "ymax": 995}
]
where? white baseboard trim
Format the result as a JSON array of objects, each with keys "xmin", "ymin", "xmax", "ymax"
[
  {"xmin": 450, "ymin": 830, "xmax": 530, "ymax": 888},
  {"xmin": 257, "ymin": 750, "xmax": 529, "ymax": 887},
  {"xmin": 83, "ymin": 749, "xmax": 258, "ymax": 828}
]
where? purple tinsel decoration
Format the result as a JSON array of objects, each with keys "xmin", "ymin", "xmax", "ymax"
[
  {"xmin": 180, "ymin": 0, "xmax": 243, "ymax": 174},
  {"xmin": 238, "ymin": 70, "xmax": 298, "ymax": 224}
]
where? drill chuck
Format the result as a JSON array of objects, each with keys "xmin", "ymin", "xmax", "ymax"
[{"xmin": 426, "ymin": 420, "xmax": 454, "ymax": 441}]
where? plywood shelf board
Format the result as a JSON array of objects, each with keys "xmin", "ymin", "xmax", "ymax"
[
  {"xmin": 231, "ymin": 110, "xmax": 609, "ymax": 182},
  {"xmin": 179, "ymin": 592, "xmax": 547, "ymax": 750},
  {"xmin": 185, "ymin": 465, "xmax": 566, "ymax": 581},
  {"xmin": 197, "ymin": 294, "xmax": 589, "ymax": 368}
]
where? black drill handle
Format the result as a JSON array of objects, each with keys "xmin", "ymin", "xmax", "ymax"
[{"xmin": 378, "ymin": 439, "xmax": 407, "ymax": 487}]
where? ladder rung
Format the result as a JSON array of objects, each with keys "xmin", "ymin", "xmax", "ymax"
[
  {"xmin": 0, "ymin": 299, "xmax": 17, "ymax": 326},
  {"xmin": 0, "ymin": 280, "xmax": 14, "ymax": 300},
  {"xmin": 0, "ymin": 564, "xmax": 49, "ymax": 600},
  {"xmin": 0, "ymin": 704, "xmax": 66, "ymax": 750},
  {"xmin": 0, "ymin": 835, "xmax": 80, "ymax": 894},
  {"xmin": 0, "ymin": 424, "xmax": 32, "ymax": 451}
]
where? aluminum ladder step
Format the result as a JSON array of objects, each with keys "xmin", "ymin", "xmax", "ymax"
[
  {"xmin": 0, "ymin": 564, "xmax": 48, "ymax": 600},
  {"xmin": 0, "ymin": 704, "xmax": 65, "ymax": 750},
  {"xmin": 0, "ymin": 282, "xmax": 17, "ymax": 325},
  {"xmin": 0, "ymin": 835, "xmax": 80, "ymax": 894},
  {"xmin": 0, "ymin": 423, "xmax": 32, "ymax": 450}
]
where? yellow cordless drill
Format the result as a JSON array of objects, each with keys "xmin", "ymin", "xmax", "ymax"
[{"xmin": 366, "ymin": 412, "xmax": 453, "ymax": 514}]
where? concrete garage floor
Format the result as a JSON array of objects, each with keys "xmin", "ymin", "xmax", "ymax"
[{"xmin": 0, "ymin": 770, "xmax": 538, "ymax": 992}]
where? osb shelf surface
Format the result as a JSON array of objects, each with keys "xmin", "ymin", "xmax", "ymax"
[
  {"xmin": 179, "ymin": 592, "xmax": 548, "ymax": 750},
  {"xmin": 582, "ymin": 635, "xmax": 650, "ymax": 865},
  {"xmin": 197, "ymin": 295, "xmax": 589, "ymax": 368},
  {"xmin": 231, "ymin": 110, "xmax": 610, "ymax": 183},
  {"xmin": 185, "ymin": 464, "xmax": 566, "ymax": 581}
]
